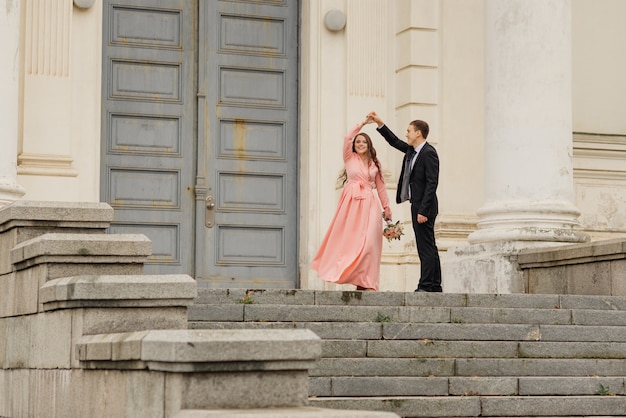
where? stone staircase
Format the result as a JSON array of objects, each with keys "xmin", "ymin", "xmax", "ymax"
[{"xmin": 188, "ymin": 288, "xmax": 626, "ymax": 417}]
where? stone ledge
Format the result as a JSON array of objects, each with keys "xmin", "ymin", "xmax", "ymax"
[
  {"xmin": 11, "ymin": 233, "xmax": 152, "ymax": 267},
  {"xmin": 0, "ymin": 200, "xmax": 113, "ymax": 231},
  {"xmin": 173, "ymin": 407, "xmax": 400, "ymax": 417},
  {"xmin": 518, "ymin": 239, "xmax": 626, "ymax": 295},
  {"xmin": 77, "ymin": 329, "xmax": 322, "ymax": 372},
  {"xmin": 518, "ymin": 238, "xmax": 626, "ymax": 268},
  {"xmin": 40, "ymin": 275, "xmax": 197, "ymax": 310}
]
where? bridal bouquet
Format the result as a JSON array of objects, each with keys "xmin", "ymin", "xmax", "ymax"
[{"xmin": 382, "ymin": 213, "xmax": 404, "ymax": 242}]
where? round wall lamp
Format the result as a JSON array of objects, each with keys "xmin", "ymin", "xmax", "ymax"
[
  {"xmin": 74, "ymin": 0, "xmax": 96, "ymax": 9},
  {"xmin": 324, "ymin": 9, "xmax": 346, "ymax": 32}
]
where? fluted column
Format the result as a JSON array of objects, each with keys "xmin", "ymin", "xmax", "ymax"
[
  {"xmin": 469, "ymin": 0, "xmax": 587, "ymax": 245},
  {"xmin": 0, "ymin": 0, "xmax": 26, "ymax": 206}
]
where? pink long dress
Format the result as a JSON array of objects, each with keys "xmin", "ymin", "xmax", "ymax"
[{"xmin": 312, "ymin": 124, "xmax": 391, "ymax": 290}]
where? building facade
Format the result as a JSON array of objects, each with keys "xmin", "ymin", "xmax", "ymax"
[{"xmin": 1, "ymin": 0, "xmax": 625, "ymax": 292}]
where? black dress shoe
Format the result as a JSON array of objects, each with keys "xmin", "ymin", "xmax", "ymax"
[{"xmin": 414, "ymin": 289, "xmax": 426, "ymax": 292}]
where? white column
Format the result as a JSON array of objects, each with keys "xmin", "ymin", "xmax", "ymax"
[
  {"xmin": 469, "ymin": 0, "xmax": 587, "ymax": 244},
  {"xmin": 0, "ymin": 0, "xmax": 26, "ymax": 206}
]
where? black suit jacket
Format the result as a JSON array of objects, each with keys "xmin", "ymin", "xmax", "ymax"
[{"xmin": 376, "ymin": 124, "xmax": 439, "ymax": 218}]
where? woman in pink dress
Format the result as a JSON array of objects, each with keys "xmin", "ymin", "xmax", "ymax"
[{"xmin": 312, "ymin": 119, "xmax": 392, "ymax": 291}]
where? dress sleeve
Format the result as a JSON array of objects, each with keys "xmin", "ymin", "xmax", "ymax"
[
  {"xmin": 375, "ymin": 167, "xmax": 391, "ymax": 214},
  {"xmin": 343, "ymin": 124, "xmax": 362, "ymax": 163}
]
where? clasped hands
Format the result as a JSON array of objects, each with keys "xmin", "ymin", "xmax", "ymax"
[{"xmin": 361, "ymin": 111, "xmax": 383, "ymax": 127}]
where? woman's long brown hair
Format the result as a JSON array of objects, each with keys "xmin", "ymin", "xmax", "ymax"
[{"xmin": 337, "ymin": 132, "xmax": 383, "ymax": 187}]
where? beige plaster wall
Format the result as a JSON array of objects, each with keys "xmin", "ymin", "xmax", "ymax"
[
  {"xmin": 17, "ymin": 0, "xmax": 102, "ymax": 203},
  {"xmin": 571, "ymin": 0, "xmax": 626, "ymax": 240}
]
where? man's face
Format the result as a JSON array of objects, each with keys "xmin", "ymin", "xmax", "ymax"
[{"xmin": 405, "ymin": 124, "xmax": 421, "ymax": 147}]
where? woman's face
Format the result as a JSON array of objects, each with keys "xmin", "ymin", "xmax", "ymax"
[{"xmin": 354, "ymin": 135, "xmax": 369, "ymax": 156}]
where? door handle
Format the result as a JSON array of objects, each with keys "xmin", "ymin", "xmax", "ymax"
[{"xmin": 205, "ymin": 195, "xmax": 215, "ymax": 228}]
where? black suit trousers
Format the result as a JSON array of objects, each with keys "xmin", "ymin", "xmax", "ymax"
[{"xmin": 411, "ymin": 202, "xmax": 442, "ymax": 292}]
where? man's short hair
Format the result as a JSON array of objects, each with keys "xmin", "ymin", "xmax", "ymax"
[{"xmin": 410, "ymin": 120, "xmax": 429, "ymax": 139}]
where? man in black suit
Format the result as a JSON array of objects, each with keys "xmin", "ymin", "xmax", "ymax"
[{"xmin": 367, "ymin": 111, "xmax": 442, "ymax": 292}]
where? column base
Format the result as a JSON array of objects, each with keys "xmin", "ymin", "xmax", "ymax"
[
  {"xmin": 0, "ymin": 177, "xmax": 25, "ymax": 207},
  {"xmin": 468, "ymin": 200, "xmax": 590, "ymax": 245},
  {"xmin": 443, "ymin": 240, "xmax": 572, "ymax": 294}
]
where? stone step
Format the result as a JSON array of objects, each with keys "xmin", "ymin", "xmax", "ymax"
[
  {"xmin": 309, "ymin": 396, "xmax": 626, "ymax": 418},
  {"xmin": 310, "ymin": 358, "xmax": 626, "ymax": 378},
  {"xmin": 189, "ymin": 320, "xmax": 626, "ymax": 342},
  {"xmin": 173, "ymin": 406, "xmax": 399, "ymax": 417},
  {"xmin": 310, "ymin": 376, "xmax": 626, "ymax": 397},
  {"xmin": 189, "ymin": 290, "xmax": 626, "ymax": 418},
  {"xmin": 194, "ymin": 289, "xmax": 626, "ymax": 311},
  {"xmin": 189, "ymin": 303, "xmax": 626, "ymax": 326}
]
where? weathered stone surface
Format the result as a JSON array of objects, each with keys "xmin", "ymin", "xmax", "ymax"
[
  {"xmin": 40, "ymin": 274, "xmax": 197, "ymax": 309},
  {"xmin": 330, "ymin": 376, "xmax": 448, "ymax": 396},
  {"xmin": 77, "ymin": 329, "xmax": 321, "ymax": 365},
  {"xmin": 11, "ymin": 233, "xmax": 152, "ymax": 266},
  {"xmin": 456, "ymin": 358, "xmax": 626, "ymax": 377},
  {"xmin": 540, "ymin": 324, "xmax": 626, "ymax": 342},
  {"xmin": 383, "ymin": 323, "xmax": 541, "ymax": 341},
  {"xmin": 448, "ymin": 377, "xmax": 517, "ymax": 396},
  {"xmin": 310, "ymin": 358, "xmax": 454, "ymax": 377},
  {"xmin": 481, "ymin": 395, "xmax": 626, "ymax": 416},
  {"xmin": 310, "ymin": 397, "xmax": 481, "ymax": 418},
  {"xmin": 519, "ymin": 239, "xmax": 626, "ymax": 296},
  {"xmin": 466, "ymin": 293, "xmax": 560, "ymax": 308},
  {"xmin": 518, "ymin": 376, "xmax": 625, "ymax": 395},
  {"xmin": 173, "ymin": 407, "xmax": 400, "ymax": 417},
  {"xmin": 519, "ymin": 341, "xmax": 626, "ymax": 359},
  {"xmin": 187, "ymin": 304, "xmax": 244, "ymax": 321},
  {"xmin": 321, "ymin": 340, "xmax": 366, "ymax": 358},
  {"xmin": 367, "ymin": 340, "xmax": 518, "ymax": 359},
  {"xmin": 450, "ymin": 306, "xmax": 571, "ymax": 325}
]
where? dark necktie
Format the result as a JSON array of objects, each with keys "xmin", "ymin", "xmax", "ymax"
[{"xmin": 399, "ymin": 148, "xmax": 415, "ymax": 202}]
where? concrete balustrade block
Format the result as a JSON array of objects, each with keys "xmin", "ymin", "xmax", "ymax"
[
  {"xmin": 77, "ymin": 328, "xmax": 321, "ymax": 368},
  {"xmin": 173, "ymin": 370, "xmax": 310, "ymax": 409},
  {"xmin": 0, "ymin": 318, "xmax": 6, "ymax": 368},
  {"xmin": 11, "ymin": 233, "xmax": 152, "ymax": 268},
  {"xmin": 6, "ymin": 316, "xmax": 30, "ymax": 369},
  {"xmin": 30, "ymin": 310, "xmax": 72, "ymax": 368},
  {"xmin": 40, "ymin": 274, "xmax": 197, "ymax": 310},
  {"xmin": 0, "ymin": 201, "xmax": 113, "ymax": 275},
  {"xmin": 519, "ymin": 239, "xmax": 626, "ymax": 296}
]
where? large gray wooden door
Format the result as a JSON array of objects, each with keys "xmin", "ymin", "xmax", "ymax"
[
  {"xmin": 101, "ymin": 0, "xmax": 299, "ymax": 287},
  {"xmin": 101, "ymin": 0, "xmax": 196, "ymax": 274},
  {"xmin": 195, "ymin": 1, "xmax": 299, "ymax": 288}
]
